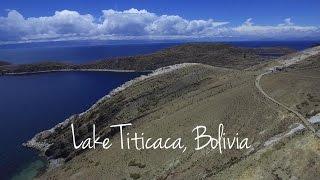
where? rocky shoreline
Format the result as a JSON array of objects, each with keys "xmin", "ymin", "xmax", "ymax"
[{"xmin": 22, "ymin": 63, "xmax": 200, "ymax": 167}]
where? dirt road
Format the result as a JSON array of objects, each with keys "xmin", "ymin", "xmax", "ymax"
[
  {"xmin": 255, "ymin": 46, "xmax": 320, "ymax": 133},
  {"xmin": 255, "ymin": 71, "xmax": 316, "ymax": 133}
]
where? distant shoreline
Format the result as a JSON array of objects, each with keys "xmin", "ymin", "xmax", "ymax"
[
  {"xmin": 0, "ymin": 43, "xmax": 298, "ymax": 76},
  {"xmin": 3, "ymin": 68, "xmax": 152, "ymax": 76}
]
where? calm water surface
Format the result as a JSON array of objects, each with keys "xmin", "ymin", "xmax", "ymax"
[
  {"xmin": 0, "ymin": 71, "xmax": 145, "ymax": 179},
  {"xmin": 0, "ymin": 43, "xmax": 180, "ymax": 64}
]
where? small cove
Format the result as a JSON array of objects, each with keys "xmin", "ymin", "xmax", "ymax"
[{"xmin": 0, "ymin": 71, "xmax": 146, "ymax": 179}]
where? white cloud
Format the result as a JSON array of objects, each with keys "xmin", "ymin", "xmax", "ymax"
[
  {"xmin": 232, "ymin": 18, "xmax": 319, "ymax": 39},
  {"xmin": 280, "ymin": 18, "xmax": 294, "ymax": 26},
  {"xmin": 0, "ymin": 10, "xmax": 97, "ymax": 42},
  {"xmin": 145, "ymin": 15, "xmax": 229, "ymax": 36},
  {"xmin": 243, "ymin": 18, "xmax": 254, "ymax": 26},
  {"xmin": 0, "ymin": 9, "xmax": 319, "ymax": 43},
  {"xmin": 97, "ymin": 9, "xmax": 157, "ymax": 35}
]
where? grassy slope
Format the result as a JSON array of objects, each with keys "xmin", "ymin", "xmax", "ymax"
[
  {"xmin": 213, "ymin": 54, "xmax": 320, "ymax": 179},
  {"xmin": 80, "ymin": 43, "xmax": 263, "ymax": 71},
  {"xmin": 39, "ymin": 64, "xmax": 299, "ymax": 179},
  {"xmin": 262, "ymin": 54, "xmax": 320, "ymax": 118},
  {"xmin": 39, "ymin": 52, "xmax": 320, "ymax": 179},
  {"xmin": 213, "ymin": 131, "xmax": 320, "ymax": 179}
]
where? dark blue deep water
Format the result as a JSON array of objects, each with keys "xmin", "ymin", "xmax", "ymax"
[
  {"xmin": 0, "ymin": 43, "xmax": 180, "ymax": 64},
  {"xmin": 0, "ymin": 71, "xmax": 145, "ymax": 179}
]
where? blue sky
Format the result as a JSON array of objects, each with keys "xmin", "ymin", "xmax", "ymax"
[{"xmin": 0, "ymin": 0, "xmax": 319, "ymax": 43}]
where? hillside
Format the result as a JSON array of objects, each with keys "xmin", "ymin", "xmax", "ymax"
[
  {"xmin": 80, "ymin": 43, "xmax": 281, "ymax": 71},
  {"xmin": 22, "ymin": 45, "xmax": 320, "ymax": 179},
  {"xmin": 0, "ymin": 62, "xmax": 77, "ymax": 74},
  {"xmin": 262, "ymin": 53, "xmax": 320, "ymax": 119},
  {"xmin": 214, "ymin": 52, "xmax": 320, "ymax": 179},
  {"xmin": 27, "ymin": 62, "xmax": 303, "ymax": 179},
  {"xmin": 0, "ymin": 60, "xmax": 10, "ymax": 66}
]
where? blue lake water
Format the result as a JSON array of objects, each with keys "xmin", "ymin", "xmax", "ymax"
[
  {"xmin": 0, "ymin": 71, "xmax": 145, "ymax": 179},
  {"xmin": 0, "ymin": 41, "xmax": 319, "ymax": 64},
  {"xmin": 0, "ymin": 43, "xmax": 181, "ymax": 64}
]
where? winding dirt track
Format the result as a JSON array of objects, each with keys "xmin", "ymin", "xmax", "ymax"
[
  {"xmin": 255, "ymin": 71, "xmax": 316, "ymax": 133},
  {"xmin": 255, "ymin": 46, "xmax": 320, "ymax": 133}
]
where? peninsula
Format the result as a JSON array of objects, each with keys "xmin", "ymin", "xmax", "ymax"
[{"xmin": 16, "ymin": 43, "xmax": 320, "ymax": 179}]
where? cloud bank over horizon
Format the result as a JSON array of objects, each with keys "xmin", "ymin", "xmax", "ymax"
[{"xmin": 0, "ymin": 8, "xmax": 319, "ymax": 44}]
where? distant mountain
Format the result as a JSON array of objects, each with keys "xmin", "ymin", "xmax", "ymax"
[
  {"xmin": 0, "ymin": 43, "xmax": 295, "ymax": 74},
  {"xmin": 0, "ymin": 40, "xmax": 187, "ymax": 49},
  {"xmin": 0, "ymin": 61, "xmax": 10, "ymax": 66},
  {"xmin": 1, "ymin": 39, "xmax": 319, "ymax": 50}
]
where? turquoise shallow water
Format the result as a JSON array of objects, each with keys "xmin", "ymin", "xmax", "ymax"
[
  {"xmin": 11, "ymin": 160, "xmax": 45, "ymax": 180},
  {"xmin": 0, "ymin": 71, "xmax": 146, "ymax": 179}
]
